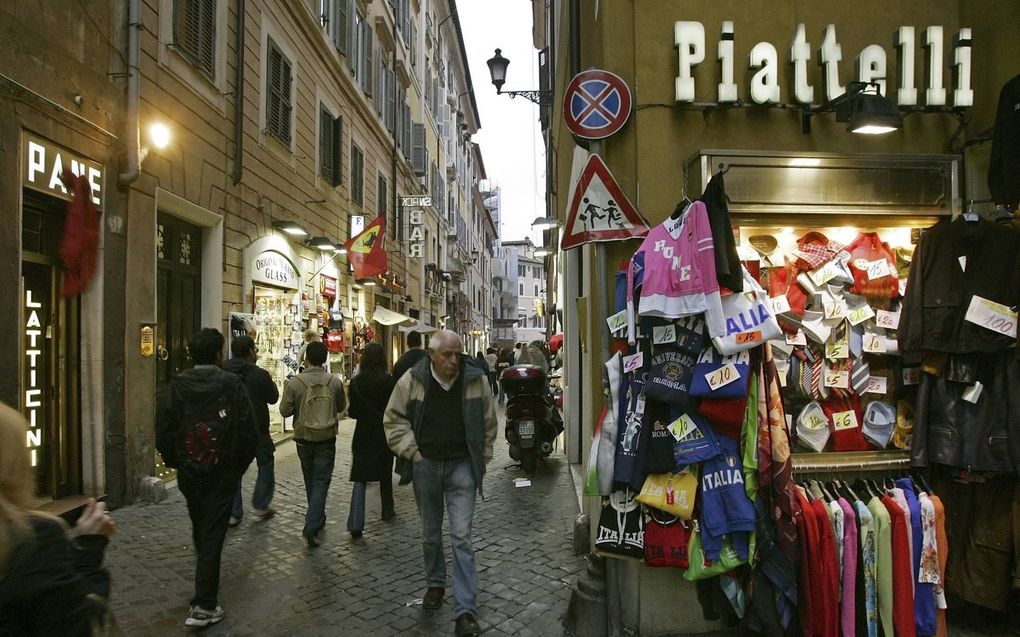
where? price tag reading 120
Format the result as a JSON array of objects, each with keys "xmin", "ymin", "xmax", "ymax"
[{"xmin": 705, "ymin": 363, "xmax": 740, "ymax": 391}]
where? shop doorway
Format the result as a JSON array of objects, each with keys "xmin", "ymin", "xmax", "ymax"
[
  {"xmin": 154, "ymin": 213, "xmax": 203, "ymax": 480},
  {"xmin": 21, "ymin": 190, "xmax": 82, "ymax": 501}
]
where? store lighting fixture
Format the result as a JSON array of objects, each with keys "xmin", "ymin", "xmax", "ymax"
[
  {"xmin": 333, "ymin": 247, "xmax": 348, "ymax": 256},
  {"xmin": 307, "ymin": 236, "xmax": 337, "ymax": 251},
  {"xmin": 531, "ymin": 216, "xmax": 559, "ymax": 231},
  {"xmin": 272, "ymin": 220, "xmax": 309, "ymax": 237},
  {"xmin": 801, "ymin": 81, "xmax": 902, "ymax": 135},
  {"xmin": 357, "ymin": 277, "xmax": 377, "ymax": 286},
  {"xmin": 148, "ymin": 122, "xmax": 171, "ymax": 150}
]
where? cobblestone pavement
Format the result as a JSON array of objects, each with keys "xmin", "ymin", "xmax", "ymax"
[{"xmin": 106, "ymin": 408, "xmax": 585, "ymax": 636}]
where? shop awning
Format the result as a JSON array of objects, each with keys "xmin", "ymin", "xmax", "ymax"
[
  {"xmin": 371, "ymin": 307, "xmax": 415, "ymax": 326},
  {"xmin": 398, "ymin": 323, "xmax": 438, "ymax": 334}
]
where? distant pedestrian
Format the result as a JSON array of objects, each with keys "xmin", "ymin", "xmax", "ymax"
[
  {"xmin": 473, "ymin": 351, "xmax": 488, "ymax": 375},
  {"xmin": 513, "ymin": 342, "xmax": 523, "ymax": 364},
  {"xmin": 484, "ymin": 347, "xmax": 498, "ymax": 395},
  {"xmin": 495, "ymin": 349, "xmax": 512, "ymax": 405},
  {"xmin": 222, "ymin": 335, "xmax": 280, "ymax": 526},
  {"xmin": 280, "ymin": 341, "xmax": 347, "ymax": 548},
  {"xmin": 384, "ymin": 330, "xmax": 497, "ymax": 637},
  {"xmin": 297, "ymin": 328, "xmax": 329, "ymax": 373},
  {"xmin": 0, "ymin": 402, "xmax": 116, "ymax": 635},
  {"xmin": 155, "ymin": 328, "xmax": 258, "ymax": 627},
  {"xmin": 392, "ymin": 330, "xmax": 428, "ymax": 381},
  {"xmin": 346, "ymin": 342, "xmax": 396, "ymax": 539}
]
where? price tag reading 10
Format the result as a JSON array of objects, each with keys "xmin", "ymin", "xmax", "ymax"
[{"xmin": 705, "ymin": 363, "xmax": 740, "ymax": 391}]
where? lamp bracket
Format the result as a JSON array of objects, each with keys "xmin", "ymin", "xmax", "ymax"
[{"xmin": 498, "ymin": 88, "xmax": 553, "ymax": 107}]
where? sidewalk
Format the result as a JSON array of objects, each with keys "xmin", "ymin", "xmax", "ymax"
[{"xmin": 105, "ymin": 409, "xmax": 585, "ymax": 636}]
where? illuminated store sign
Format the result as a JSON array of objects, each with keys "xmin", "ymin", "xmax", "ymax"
[
  {"xmin": 24, "ymin": 288, "xmax": 43, "ymax": 467},
  {"xmin": 22, "ymin": 133, "xmax": 104, "ymax": 206},
  {"xmin": 252, "ymin": 250, "xmax": 298, "ymax": 289},
  {"xmin": 674, "ymin": 22, "xmax": 973, "ymax": 107},
  {"xmin": 407, "ymin": 210, "xmax": 425, "ymax": 258}
]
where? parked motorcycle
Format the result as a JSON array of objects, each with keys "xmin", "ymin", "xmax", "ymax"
[{"xmin": 500, "ymin": 364, "xmax": 564, "ymax": 474}]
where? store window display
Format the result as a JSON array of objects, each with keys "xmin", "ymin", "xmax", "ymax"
[{"xmin": 252, "ymin": 287, "xmax": 303, "ymax": 440}]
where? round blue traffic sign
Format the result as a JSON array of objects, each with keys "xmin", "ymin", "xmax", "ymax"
[{"xmin": 563, "ymin": 70, "xmax": 632, "ymax": 140}]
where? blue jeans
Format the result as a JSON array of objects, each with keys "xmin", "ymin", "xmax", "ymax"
[
  {"xmin": 347, "ymin": 480, "xmax": 395, "ymax": 533},
  {"xmin": 295, "ymin": 439, "xmax": 336, "ymax": 538},
  {"xmin": 231, "ymin": 434, "xmax": 275, "ymax": 519},
  {"xmin": 412, "ymin": 456, "xmax": 477, "ymax": 617}
]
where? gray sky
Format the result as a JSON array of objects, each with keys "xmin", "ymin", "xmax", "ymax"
[{"xmin": 459, "ymin": 0, "xmax": 546, "ymax": 244}]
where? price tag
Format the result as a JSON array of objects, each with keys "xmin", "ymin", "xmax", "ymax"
[
  {"xmin": 825, "ymin": 338, "xmax": 849, "ymax": 359},
  {"xmin": 668, "ymin": 413, "xmax": 697, "ymax": 441},
  {"xmin": 847, "ymin": 303, "xmax": 875, "ymax": 326},
  {"xmin": 875, "ymin": 309, "xmax": 900, "ymax": 329},
  {"xmin": 736, "ymin": 331, "xmax": 762, "ymax": 345},
  {"xmin": 786, "ymin": 330, "xmax": 807, "ymax": 346},
  {"xmin": 809, "ymin": 261, "xmax": 841, "ymax": 286},
  {"xmin": 823, "ymin": 299, "xmax": 847, "ymax": 320},
  {"xmin": 958, "ymin": 256, "xmax": 967, "ymax": 272},
  {"xmin": 801, "ymin": 406, "xmax": 828, "ymax": 430},
  {"xmin": 962, "ymin": 381, "xmax": 984, "ymax": 404},
  {"xmin": 899, "ymin": 278, "xmax": 908, "ymax": 296},
  {"xmin": 607, "ymin": 309, "xmax": 628, "ymax": 334},
  {"xmin": 865, "ymin": 375, "xmax": 888, "ymax": 394},
  {"xmin": 863, "ymin": 333, "xmax": 887, "ymax": 353},
  {"xmin": 635, "ymin": 394, "xmax": 647, "ymax": 417},
  {"xmin": 653, "ymin": 324, "xmax": 677, "ymax": 344},
  {"xmin": 623, "ymin": 351, "xmax": 644, "ymax": 373},
  {"xmin": 705, "ymin": 363, "xmax": 740, "ymax": 391},
  {"xmin": 769, "ymin": 295, "xmax": 792, "ymax": 315},
  {"xmin": 824, "ymin": 369, "xmax": 850, "ymax": 389},
  {"xmin": 902, "ymin": 367, "xmax": 921, "ymax": 385},
  {"xmin": 831, "ymin": 409, "xmax": 859, "ymax": 430},
  {"xmin": 865, "ymin": 259, "xmax": 891, "ymax": 280},
  {"xmin": 964, "ymin": 295, "xmax": 1018, "ymax": 338}
]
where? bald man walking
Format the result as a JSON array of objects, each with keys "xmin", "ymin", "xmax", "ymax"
[{"xmin": 384, "ymin": 330, "xmax": 497, "ymax": 637}]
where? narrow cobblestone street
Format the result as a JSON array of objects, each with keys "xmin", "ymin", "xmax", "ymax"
[{"xmin": 105, "ymin": 408, "xmax": 584, "ymax": 636}]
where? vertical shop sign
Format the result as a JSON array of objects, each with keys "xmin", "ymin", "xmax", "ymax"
[{"xmin": 24, "ymin": 288, "xmax": 43, "ymax": 466}]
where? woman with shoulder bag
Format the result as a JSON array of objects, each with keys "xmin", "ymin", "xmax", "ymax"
[
  {"xmin": 346, "ymin": 343, "xmax": 397, "ymax": 539},
  {"xmin": 0, "ymin": 402, "xmax": 117, "ymax": 636}
]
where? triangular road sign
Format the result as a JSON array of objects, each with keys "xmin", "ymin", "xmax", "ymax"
[{"xmin": 560, "ymin": 153, "xmax": 649, "ymax": 250}]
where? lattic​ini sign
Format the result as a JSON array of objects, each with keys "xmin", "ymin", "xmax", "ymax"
[
  {"xmin": 560, "ymin": 149, "xmax": 649, "ymax": 250},
  {"xmin": 563, "ymin": 70, "xmax": 633, "ymax": 139}
]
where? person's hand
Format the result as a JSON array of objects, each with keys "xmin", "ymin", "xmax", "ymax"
[
  {"xmin": 72, "ymin": 499, "xmax": 116, "ymax": 539},
  {"xmin": 412, "ymin": 450, "xmax": 423, "ymax": 463}
]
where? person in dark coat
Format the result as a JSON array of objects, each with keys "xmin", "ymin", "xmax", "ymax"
[
  {"xmin": 346, "ymin": 342, "xmax": 396, "ymax": 538},
  {"xmin": 392, "ymin": 330, "xmax": 428, "ymax": 381},
  {"xmin": 222, "ymin": 335, "xmax": 280, "ymax": 525}
]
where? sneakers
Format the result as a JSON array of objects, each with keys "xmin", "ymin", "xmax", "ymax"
[
  {"xmin": 185, "ymin": 605, "xmax": 224, "ymax": 627},
  {"xmin": 422, "ymin": 587, "xmax": 445, "ymax": 610},
  {"xmin": 252, "ymin": 507, "xmax": 276, "ymax": 520},
  {"xmin": 228, "ymin": 516, "xmax": 241, "ymax": 527},
  {"xmin": 454, "ymin": 613, "xmax": 481, "ymax": 636}
]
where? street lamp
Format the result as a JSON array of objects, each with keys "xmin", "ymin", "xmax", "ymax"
[
  {"xmin": 531, "ymin": 217, "xmax": 559, "ymax": 231},
  {"xmin": 801, "ymin": 81, "xmax": 903, "ymax": 135},
  {"xmin": 486, "ymin": 48, "xmax": 552, "ymax": 107}
]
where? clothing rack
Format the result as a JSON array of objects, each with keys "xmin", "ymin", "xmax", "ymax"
[{"xmin": 792, "ymin": 450, "xmax": 911, "ymax": 473}]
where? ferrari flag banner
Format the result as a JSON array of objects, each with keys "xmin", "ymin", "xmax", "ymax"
[{"xmin": 344, "ymin": 215, "xmax": 388, "ymax": 279}]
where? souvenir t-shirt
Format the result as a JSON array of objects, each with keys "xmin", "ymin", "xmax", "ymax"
[
  {"xmin": 613, "ymin": 378, "xmax": 644, "ymax": 489},
  {"xmin": 643, "ymin": 342, "xmax": 698, "ymax": 407},
  {"xmin": 670, "ymin": 410, "xmax": 723, "ymax": 469},
  {"xmin": 699, "ymin": 437, "xmax": 755, "ymax": 561},
  {"xmin": 639, "ymin": 398, "xmax": 680, "ymax": 475},
  {"xmin": 595, "ymin": 491, "xmax": 644, "ymax": 559}
]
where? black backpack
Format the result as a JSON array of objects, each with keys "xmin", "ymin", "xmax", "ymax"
[{"xmin": 175, "ymin": 385, "xmax": 237, "ymax": 476}]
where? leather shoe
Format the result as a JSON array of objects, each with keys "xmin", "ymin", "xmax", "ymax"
[
  {"xmin": 422, "ymin": 587, "xmax": 444, "ymax": 610},
  {"xmin": 454, "ymin": 613, "xmax": 481, "ymax": 636}
]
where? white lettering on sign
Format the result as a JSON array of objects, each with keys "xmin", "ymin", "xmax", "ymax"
[
  {"xmin": 24, "ymin": 137, "xmax": 104, "ymax": 206},
  {"xmin": 251, "ymin": 251, "xmax": 298, "ymax": 289},
  {"xmin": 407, "ymin": 209, "xmax": 425, "ymax": 259},
  {"xmin": 24, "ymin": 289, "xmax": 43, "ymax": 467},
  {"xmin": 400, "ymin": 196, "xmax": 432, "ymax": 207},
  {"xmin": 672, "ymin": 22, "xmax": 973, "ymax": 107}
]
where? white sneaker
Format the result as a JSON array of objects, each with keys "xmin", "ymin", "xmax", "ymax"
[{"xmin": 185, "ymin": 605, "xmax": 224, "ymax": 627}]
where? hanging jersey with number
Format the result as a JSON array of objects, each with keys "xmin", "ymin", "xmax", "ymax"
[{"xmin": 627, "ymin": 202, "xmax": 724, "ymax": 345}]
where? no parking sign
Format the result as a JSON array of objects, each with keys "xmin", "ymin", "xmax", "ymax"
[{"xmin": 563, "ymin": 70, "xmax": 633, "ymax": 140}]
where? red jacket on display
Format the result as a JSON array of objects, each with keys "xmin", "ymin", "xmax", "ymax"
[{"xmin": 882, "ymin": 495, "xmax": 917, "ymax": 637}]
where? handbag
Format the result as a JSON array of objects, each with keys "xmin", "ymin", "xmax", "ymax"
[
  {"xmin": 712, "ymin": 267, "xmax": 782, "ymax": 355},
  {"xmin": 594, "ymin": 490, "xmax": 645, "ymax": 559},
  {"xmin": 682, "ymin": 520, "xmax": 746, "ymax": 581},
  {"xmin": 691, "ymin": 346, "xmax": 751, "ymax": 399},
  {"xmin": 643, "ymin": 509, "xmax": 692, "ymax": 568},
  {"xmin": 636, "ymin": 469, "xmax": 697, "ymax": 519}
]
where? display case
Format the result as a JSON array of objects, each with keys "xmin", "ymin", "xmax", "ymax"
[{"xmin": 252, "ymin": 285, "xmax": 301, "ymax": 439}]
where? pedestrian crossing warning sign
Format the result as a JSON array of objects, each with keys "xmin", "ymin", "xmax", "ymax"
[{"xmin": 560, "ymin": 150, "xmax": 649, "ymax": 250}]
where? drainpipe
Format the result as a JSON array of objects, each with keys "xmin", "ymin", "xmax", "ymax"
[
  {"xmin": 232, "ymin": 0, "xmax": 246, "ymax": 185},
  {"xmin": 117, "ymin": 0, "xmax": 141, "ymax": 189}
]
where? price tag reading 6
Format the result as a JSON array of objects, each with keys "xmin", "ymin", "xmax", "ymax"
[
  {"xmin": 832, "ymin": 409, "xmax": 859, "ymax": 430},
  {"xmin": 705, "ymin": 363, "xmax": 740, "ymax": 391}
]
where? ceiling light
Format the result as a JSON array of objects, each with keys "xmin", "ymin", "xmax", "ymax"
[
  {"xmin": 307, "ymin": 236, "xmax": 336, "ymax": 251},
  {"xmin": 357, "ymin": 277, "xmax": 377, "ymax": 286},
  {"xmin": 272, "ymin": 220, "xmax": 309, "ymax": 237}
]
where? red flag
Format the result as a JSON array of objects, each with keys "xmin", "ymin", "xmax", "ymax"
[
  {"xmin": 60, "ymin": 168, "xmax": 101, "ymax": 297},
  {"xmin": 344, "ymin": 215, "xmax": 388, "ymax": 279}
]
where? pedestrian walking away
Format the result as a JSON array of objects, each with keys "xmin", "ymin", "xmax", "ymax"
[
  {"xmin": 280, "ymin": 341, "xmax": 347, "ymax": 548},
  {"xmin": 384, "ymin": 329, "xmax": 498, "ymax": 637},
  {"xmin": 222, "ymin": 335, "xmax": 280, "ymax": 526},
  {"xmin": 495, "ymin": 348, "xmax": 512, "ymax": 405},
  {"xmin": 155, "ymin": 328, "xmax": 258, "ymax": 628},
  {"xmin": 0, "ymin": 402, "xmax": 117, "ymax": 636},
  {"xmin": 392, "ymin": 330, "xmax": 428, "ymax": 382},
  {"xmin": 484, "ymin": 347, "xmax": 498, "ymax": 396},
  {"xmin": 346, "ymin": 342, "xmax": 397, "ymax": 539}
]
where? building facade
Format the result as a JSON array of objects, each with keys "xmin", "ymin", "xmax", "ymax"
[
  {"xmin": 504, "ymin": 238, "xmax": 547, "ymax": 344},
  {"xmin": 2, "ymin": 0, "xmax": 493, "ymax": 508}
]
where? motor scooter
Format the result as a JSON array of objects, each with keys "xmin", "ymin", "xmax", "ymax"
[{"xmin": 500, "ymin": 364, "xmax": 563, "ymax": 474}]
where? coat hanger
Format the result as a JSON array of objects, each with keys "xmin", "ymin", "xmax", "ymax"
[
  {"xmin": 670, "ymin": 199, "xmax": 692, "ymax": 220},
  {"xmin": 912, "ymin": 471, "xmax": 934, "ymax": 495}
]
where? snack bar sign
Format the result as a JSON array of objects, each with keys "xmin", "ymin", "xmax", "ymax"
[
  {"xmin": 402, "ymin": 195, "xmax": 431, "ymax": 259},
  {"xmin": 674, "ymin": 21, "xmax": 973, "ymax": 107}
]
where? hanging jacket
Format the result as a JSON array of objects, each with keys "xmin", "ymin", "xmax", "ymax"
[
  {"xmin": 988, "ymin": 73, "xmax": 1020, "ymax": 206},
  {"xmin": 697, "ymin": 171, "xmax": 743, "ymax": 292}
]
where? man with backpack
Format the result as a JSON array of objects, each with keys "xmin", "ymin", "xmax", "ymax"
[
  {"xmin": 222, "ymin": 335, "xmax": 280, "ymax": 525},
  {"xmin": 280, "ymin": 341, "xmax": 347, "ymax": 548},
  {"xmin": 155, "ymin": 328, "xmax": 258, "ymax": 628}
]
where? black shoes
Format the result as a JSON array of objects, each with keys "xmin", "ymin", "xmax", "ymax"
[
  {"xmin": 454, "ymin": 613, "xmax": 481, "ymax": 636},
  {"xmin": 422, "ymin": 587, "xmax": 445, "ymax": 610}
]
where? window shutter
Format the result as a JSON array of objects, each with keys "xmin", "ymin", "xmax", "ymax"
[
  {"xmin": 409, "ymin": 22, "xmax": 417, "ymax": 68},
  {"xmin": 198, "ymin": 0, "xmax": 215, "ymax": 77},
  {"xmin": 362, "ymin": 23, "xmax": 373, "ymax": 95},
  {"xmin": 334, "ymin": 0, "xmax": 349, "ymax": 55},
  {"xmin": 349, "ymin": 13, "xmax": 359, "ymax": 74},
  {"xmin": 375, "ymin": 49, "xmax": 384, "ymax": 116},
  {"xmin": 378, "ymin": 174, "xmax": 387, "ymax": 218},
  {"xmin": 386, "ymin": 68, "xmax": 396, "ymax": 134},
  {"xmin": 319, "ymin": 105, "xmax": 332, "ymax": 182},
  {"xmin": 351, "ymin": 145, "xmax": 364, "ymax": 206},
  {"xmin": 412, "ymin": 123, "xmax": 425, "ymax": 175},
  {"xmin": 331, "ymin": 116, "xmax": 343, "ymax": 187},
  {"xmin": 280, "ymin": 57, "xmax": 292, "ymax": 144},
  {"xmin": 266, "ymin": 41, "xmax": 282, "ymax": 139},
  {"xmin": 402, "ymin": 104, "xmax": 412, "ymax": 160}
]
